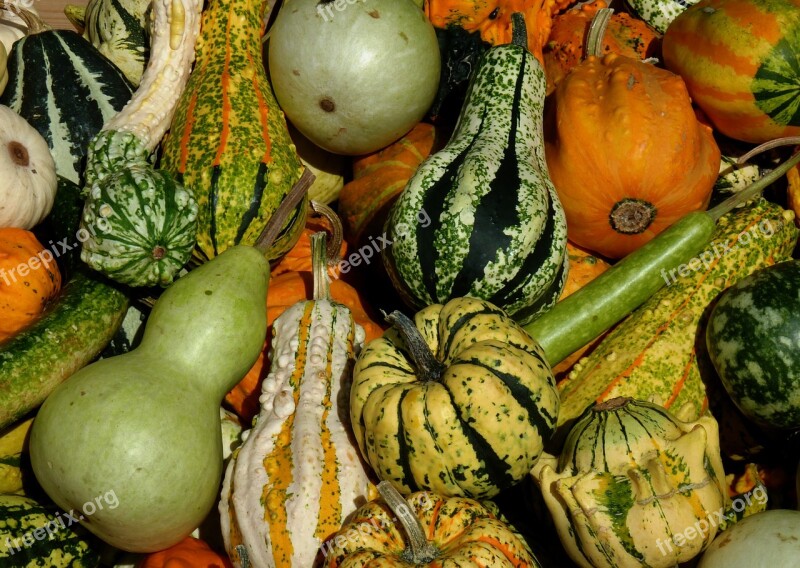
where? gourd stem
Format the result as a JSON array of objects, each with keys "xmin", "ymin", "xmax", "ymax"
[
  {"xmin": 736, "ymin": 136, "xmax": 800, "ymax": 164},
  {"xmin": 707, "ymin": 145, "xmax": 800, "ymax": 221},
  {"xmin": 310, "ymin": 200, "xmax": 344, "ymax": 266},
  {"xmin": 310, "ymin": 231, "xmax": 330, "ymax": 301},
  {"xmin": 510, "ymin": 13, "xmax": 527, "ymax": 49},
  {"xmin": 0, "ymin": 1, "xmax": 50, "ymax": 33},
  {"xmin": 384, "ymin": 311, "xmax": 445, "ymax": 382},
  {"xmin": 586, "ymin": 7, "xmax": 614, "ymax": 58},
  {"xmin": 376, "ymin": 481, "xmax": 439, "ymax": 564},
  {"xmin": 254, "ymin": 167, "xmax": 315, "ymax": 253}
]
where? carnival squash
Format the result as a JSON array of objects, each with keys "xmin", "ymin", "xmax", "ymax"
[
  {"xmin": 138, "ymin": 536, "xmax": 233, "ymax": 568},
  {"xmin": 0, "ymin": 228, "xmax": 61, "ymax": 343},
  {"xmin": 544, "ymin": 50, "xmax": 721, "ymax": 259}
]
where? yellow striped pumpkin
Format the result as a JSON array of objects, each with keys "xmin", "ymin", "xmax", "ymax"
[
  {"xmin": 219, "ymin": 232, "xmax": 372, "ymax": 568},
  {"xmin": 663, "ymin": 0, "xmax": 800, "ymax": 143}
]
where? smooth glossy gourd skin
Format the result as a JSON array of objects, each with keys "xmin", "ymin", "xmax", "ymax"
[{"xmin": 28, "ymin": 245, "xmax": 269, "ymax": 553}]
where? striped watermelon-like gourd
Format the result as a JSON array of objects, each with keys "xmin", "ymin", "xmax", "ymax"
[
  {"xmin": 0, "ymin": 29, "xmax": 134, "ymax": 185},
  {"xmin": 350, "ymin": 296, "xmax": 559, "ymax": 500},
  {"xmin": 219, "ymin": 233, "xmax": 371, "ymax": 568},
  {"xmin": 160, "ymin": 0, "xmax": 306, "ymax": 264},
  {"xmin": 383, "ymin": 17, "xmax": 568, "ymax": 325},
  {"xmin": 555, "ymin": 198, "xmax": 798, "ymax": 429},
  {"xmin": 533, "ymin": 397, "xmax": 729, "ymax": 568},
  {"xmin": 663, "ymin": 0, "xmax": 800, "ymax": 143}
]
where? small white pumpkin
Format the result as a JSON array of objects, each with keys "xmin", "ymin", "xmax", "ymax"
[
  {"xmin": 0, "ymin": 104, "xmax": 57, "ymax": 229},
  {"xmin": 0, "ymin": 4, "xmax": 35, "ymax": 53}
]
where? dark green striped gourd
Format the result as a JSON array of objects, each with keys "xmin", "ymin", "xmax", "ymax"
[
  {"xmin": 383, "ymin": 15, "xmax": 568, "ymax": 325},
  {"xmin": 160, "ymin": 0, "xmax": 306, "ymax": 263},
  {"xmin": 350, "ymin": 296, "xmax": 559, "ymax": 500},
  {"xmin": 0, "ymin": 28, "xmax": 134, "ymax": 185}
]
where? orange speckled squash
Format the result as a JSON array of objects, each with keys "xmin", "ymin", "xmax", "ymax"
[
  {"xmin": 137, "ymin": 536, "xmax": 233, "ymax": 568},
  {"xmin": 338, "ymin": 122, "xmax": 437, "ymax": 246},
  {"xmin": 0, "ymin": 228, "xmax": 61, "ymax": 343},
  {"xmin": 543, "ymin": 0, "xmax": 661, "ymax": 91},
  {"xmin": 544, "ymin": 53, "xmax": 721, "ymax": 259}
]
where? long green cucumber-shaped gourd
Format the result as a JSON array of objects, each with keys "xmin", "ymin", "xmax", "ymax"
[
  {"xmin": 383, "ymin": 14, "xmax": 568, "ymax": 326},
  {"xmin": 525, "ymin": 139, "xmax": 800, "ymax": 367},
  {"xmin": 159, "ymin": 0, "xmax": 306, "ymax": 264}
]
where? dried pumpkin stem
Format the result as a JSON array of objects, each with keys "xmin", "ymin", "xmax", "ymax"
[
  {"xmin": 594, "ymin": 396, "xmax": 632, "ymax": 412},
  {"xmin": 383, "ymin": 310, "xmax": 445, "ymax": 382},
  {"xmin": 0, "ymin": 0, "xmax": 50, "ymax": 34},
  {"xmin": 609, "ymin": 198, "xmax": 656, "ymax": 234},
  {"xmin": 310, "ymin": 231, "xmax": 330, "ymax": 301},
  {"xmin": 254, "ymin": 167, "xmax": 315, "ymax": 254},
  {"xmin": 310, "ymin": 200, "xmax": 344, "ymax": 266},
  {"xmin": 586, "ymin": 7, "xmax": 614, "ymax": 58},
  {"xmin": 510, "ymin": 12, "xmax": 526, "ymax": 49},
  {"xmin": 377, "ymin": 481, "xmax": 439, "ymax": 564}
]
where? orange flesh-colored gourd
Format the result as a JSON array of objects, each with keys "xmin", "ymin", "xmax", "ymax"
[{"xmin": 138, "ymin": 536, "xmax": 233, "ymax": 567}]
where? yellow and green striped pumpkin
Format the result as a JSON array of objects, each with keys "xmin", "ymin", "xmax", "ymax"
[{"xmin": 663, "ymin": 0, "xmax": 800, "ymax": 143}]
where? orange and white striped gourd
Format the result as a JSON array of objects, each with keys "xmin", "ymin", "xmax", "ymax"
[{"xmin": 219, "ymin": 231, "xmax": 371, "ymax": 568}]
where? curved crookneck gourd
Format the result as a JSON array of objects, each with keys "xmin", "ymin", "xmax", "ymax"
[
  {"xmin": 160, "ymin": 0, "xmax": 307, "ymax": 264},
  {"xmin": 383, "ymin": 13, "xmax": 568, "ymax": 325},
  {"xmin": 220, "ymin": 231, "xmax": 371, "ymax": 568}
]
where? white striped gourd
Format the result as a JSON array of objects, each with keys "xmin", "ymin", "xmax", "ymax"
[
  {"xmin": 383, "ymin": 14, "xmax": 568, "ymax": 325},
  {"xmin": 219, "ymin": 232, "xmax": 371, "ymax": 568}
]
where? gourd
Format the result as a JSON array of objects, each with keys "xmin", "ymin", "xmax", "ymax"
[
  {"xmin": 350, "ymin": 295, "xmax": 559, "ymax": 499},
  {"xmin": 0, "ymin": 7, "xmax": 134, "ymax": 185},
  {"xmin": 384, "ymin": 15, "xmax": 569, "ymax": 325},
  {"xmin": 555, "ymin": 198, "xmax": 798, "ymax": 428},
  {"xmin": 532, "ymin": 397, "xmax": 729, "ymax": 568},
  {"xmin": 0, "ymin": 42, "xmax": 6, "ymax": 95},
  {"xmin": 160, "ymin": 0, "xmax": 307, "ymax": 263},
  {"xmin": 289, "ymin": 125, "xmax": 346, "ymax": 207},
  {"xmin": 662, "ymin": 0, "xmax": 800, "ymax": 144},
  {"xmin": 138, "ymin": 536, "xmax": 233, "ymax": 568},
  {"xmin": 0, "ymin": 228, "xmax": 61, "ymax": 343},
  {"xmin": 625, "ymin": 0, "xmax": 702, "ymax": 32},
  {"xmin": 0, "ymin": 2, "xmax": 35, "ymax": 52},
  {"xmin": 0, "ymin": 494, "xmax": 102, "ymax": 566},
  {"xmin": 0, "ymin": 104, "xmax": 57, "ymax": 230},
  {"xmin": 544, "ymin": 9, "xmax": 721, "ymax": 260},
  {"xmin": 64, "ymin": 0, "xmax": 150, "ymax": 86},
  {"xmin": 0, "ymin": 416, "xmax": 32, "ymax": 495},
  {"xmin": 219, "ymin": 232, "xmax": 372, "ymax": 568},
  {"xmin": 706, "ymin": 260, "xmax": 800, "ymax": 430},
  {"xmin": 267, "ymin": 0, "xmax": 441, "ymax": 155},
  {"xmin": 697, "ymin": 510, "xmax": 800, "ymax": 567},
  {"xmin": 321, "ymin": 480, "xmax": 542, "ymax": 567}
]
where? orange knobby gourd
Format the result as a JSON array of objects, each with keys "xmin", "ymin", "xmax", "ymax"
[
  {"xmin": 544, "ymin": 53, "xmax": 721, "ymax": 259},
  {"xmin": 138, "ymin": 536, "xmax": 233, "ymax": 567},
  {"xmin": 0, "ymin": 228, "xmax": 61, "ymax": 343}
]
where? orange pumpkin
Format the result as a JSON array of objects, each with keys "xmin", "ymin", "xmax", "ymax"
[
  {"xmin": 338, "ymin": 122, "xmax": 438, "ymax": 247},
  {"xmin": 544, "ymin": 53, "xmax": 721, "ymax": 259},
  {"xmin": 0, "ymin": 228, "xmax": 61, "ymax": 343},
  {"xmin": 138, "ymin": 536, "xmax": 233, "ymax": 567},
  {"xmin": 271, "ymin": 213, "xmax": 348, "ymax": 277},
  {"xmin": 543, "ymin": 0, "xmax": 661, "ymax": 91}
]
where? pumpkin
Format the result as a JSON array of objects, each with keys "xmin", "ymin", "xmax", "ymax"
[
  {"xmin": 271, "ymin": 207, "xmax": 348, "ymax": 278},
  {"xmin": 138, "ymin": 536, "xmax": 233, "ymax": 568},
  {"xmin": 320, "ymin": 480, "xmax": 543, "ymax": 567},
  {"xmin": 0, "ymin": 228, "xmax": 61, "ymax": 343},
  {"xmin": 338, "ymin": 122, "xmax": 438, "ymax": 247},
  {"xmin": 0, "ymin": 104, "xmax": 58, "ymax": 230},
  {"xmin": 544, "ymin": 47, "xmax": 721, "ymax": 258},
  {"xmin": 543, "ymin": 0, "xmax": 662, "ymax": 91},
  {"xmin": 662, "ymin": 0, "xmax": 800, "ymax": 144},
  {"xmin": 350, "ymin": 296, "xmax": 559, "ymax": 499}
]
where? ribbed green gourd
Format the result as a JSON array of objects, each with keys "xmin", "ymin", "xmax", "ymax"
[{"xmin": 160, "ymin": 0, "xmax": 307, "ymax": 264}]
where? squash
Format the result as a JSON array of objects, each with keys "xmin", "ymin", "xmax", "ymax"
[
  {"xmin": 160, "ymin": 0, "xmax": 306, "ymax": 263},
  {"xmin": 544, "ymin": 13, "xmax": 721, "ymax": 259},
  {"xmin": 338, "ymin": 122, "xmax": 438, "ymax": 247},
  {"xmin": 0, "ymin": 104, "xmax": 57, "ymax": 229},
  {"xmin": 0, "ymin": 228, "xmax": 61, "ymax": 343},
  {"xmin": 626, "ymin": 0, "xmax": 702, "ymax": 33},
  {"xmin": 533, "ymin": 397, "xmax": 729, "ymax": 568},
  {"xmin": 0, "ymin": 7, "xmax": 135, "ymax": 186},
  {"xmin": 0, "ymin": 42, "xmax": 6, "ymax": 96},
  {"xmin": 543, "ymin": 0, "xmax": 661, "ymax": 91},
  {"xmin": 555, "ymin": 199, "xmax": 799, "ymax": 430},
  {"xmin": 351, "ymin": 296, "xmax": 559, "ymax": 499},
  {"xmin": 271, "ymin": 209, "xmax": 348, "ymax": 278},
  {"xmin": 289, "ymin": 125, "xmax": 346, "ymax": 207},
  {"xmin": 662, "ymin": 0, "xmax": 800, "ymax": 144},
  {"xmin": 320, "ymin": 480, "xmax": 543, "ymax": 566},
  {"xmin": 138, "ymin": 536, "xmax": 233, "ymax": 568},
  {"xmin": 219, "ymin": 232, "xmax": 372, "ymax": 568},
  {"xmin": 384, "ymin": 16, "xmax": 569, "ymax": 324}
]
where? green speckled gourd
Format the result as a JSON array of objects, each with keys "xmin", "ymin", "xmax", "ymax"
[
  {"xmin": 383, "ymin": 14, "xmax": 568, "ymax": 325},
  {"xmin": 160, "ymin": 0, "xmax": 306, "ymax": 263},
  {"xmin": 532, "ymin": 397, "xmax": 729, "ymax": 568},
  {"xmin": 626, "ymin": 0, "xmax": 702, "ymax": 33},
  {"xmin": 0, "ymin": 494, "xmax": 101, "ymax": 566}
]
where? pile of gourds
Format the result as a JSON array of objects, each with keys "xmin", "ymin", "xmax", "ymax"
[{"xmin": 0, "ymin": 0, "xmax": 799, "ymax": 565}]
